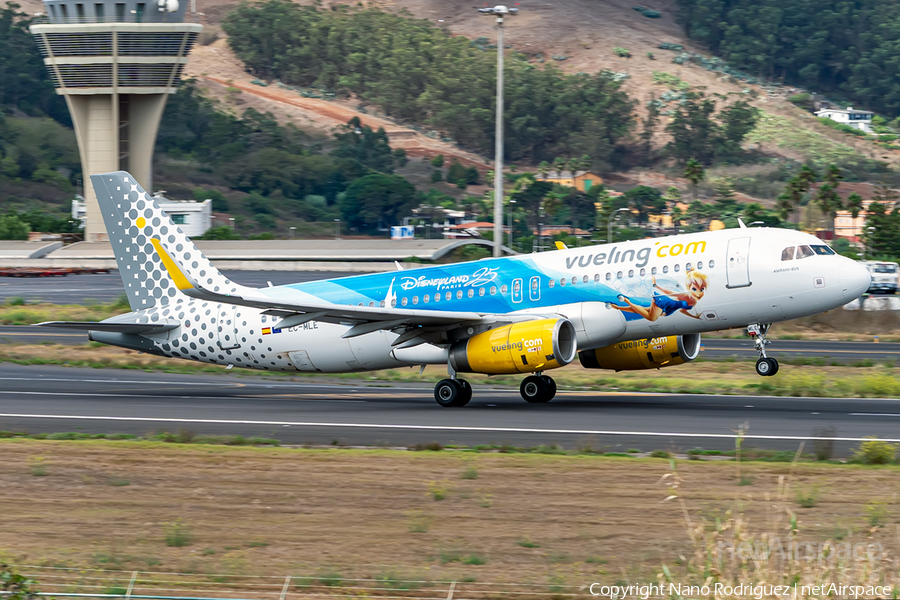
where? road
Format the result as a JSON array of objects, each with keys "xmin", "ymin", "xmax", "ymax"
[
  {"xmin": 0, "ymin": 364, "xmax": 896, "ymax": 455},
  {"xmin": 0, "ymin": 271, "xmax": 357, "ymax": 304},
  {"xmin": 2, "ymin": 324, "xmax": 896, "ymax": 364}
]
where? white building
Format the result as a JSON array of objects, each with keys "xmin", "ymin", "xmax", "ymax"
[
  {"xmin": 814, "ymin": 106, "xmax": 874, "ymax": 132},
  {"xmin": 72, "ymin": 194, "xmax": 213, "ymax": 238}
]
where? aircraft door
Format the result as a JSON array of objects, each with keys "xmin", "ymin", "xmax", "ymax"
[
  {"xmin": 529, "ymin": 276, "xmax": 541, "ymax": 302},
  {"xmin": 217, "ymin": 305, "xmax": 240, "ymax": 349},
  {"xmin": 726, "ymin": 237, "xmax": 752, "ymax": 289},
  {"xmin": 512, "ymin": 278, "xmax": 523, "ymax": 303}
]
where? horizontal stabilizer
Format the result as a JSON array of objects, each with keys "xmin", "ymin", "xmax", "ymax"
[{"xmin": 35, "ymin": 321, "xmax": 179, "ymax": 334}]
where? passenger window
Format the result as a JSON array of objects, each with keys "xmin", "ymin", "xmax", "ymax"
[
  {"xmin": 467, "ymin": 288, "xmax": 474, "ymax": 298},
  {"xmin": 571, "ymin": 276, "xmax": 577, "ymax": 285},
  {"xmin": 709, "ymin": 260, "xmax": 715, "ymax": 268},
  {"xmin": 368, "ymin": 301, "xmax": 375, "ymax": 307},
  {"xmin": 616, "ymin": 271, "xmax": 623, "ymax": 279},
  {"xmin": 380, "ymin": 300, "xmax": 386, "ymax": 307},
  {"xmin": 605, "ymin": 272, "xmax": 612, "ymax": 281},
  {"xmin": 501, "ymin": 284, "xmax": 508, "ymax": 295},
  {"xmin": 446, "ymin": 291, "xmax": 452, "ymax": 301},
  {"xmin": 423, "ymin": 294, "xmax": 429, "ymax": 303},
  {"xmin": 583, "ymin": 275, "xmax": 589, "ymax": 283},
  {"xmin": 490, "ymin": 286, "xmax": 496, "ymax": 295},
  {"xmin": 401, "ymin": 297, "xmax": 408, "ymax": 307},
  {"xmin": 548, "ymin": 278, "xmax": 555, "ymax": 288},
  {"xmin": 594, "ymin": 273, "xmax": 600, "ymax": 282},
  {"xmin": 456, "ymin": 290, "xmax": 462, "ymax": 300},
  {"xmin": 796, "ymin": 245, "xmax": 814, "ymax": 259},
  {"xmin": 434, "ymin": 293, "xmax": 440, "ymax": 303},
  {"xmin": 781, "ymin": 246, "xmax": 795, "ymax": 261},
  {"xmin": 812, "ymin": 245, "xmax": 835, "ymax": 255},
  {"xmin": 651, "ymin": 267, "xmax": 657, "ymax": 275},
  {"xmin": 628, "ymin": 269, "xmax": 634, "ymax": 278},
  {"xmin": 662, "ymin": 265, "xmax": 669, "ymax": 274},
  {"xmin": 639, "ymin": 268, "xmax": 646, "ymax": 277},
  {"xmin": 686, "ymin": 262, "xmax": 692, "ymax": 271},
  {"xmin": 697, "ymin": 261, "xmax": 703, "ymax": 269},
  {"xmin": 390, "ymin": 299, "xmax": 396, "ymax": 307},
  {"xmin": 478, "ymin": 287, "xmax": 485, "ymax": 296},
  {"xmin": 674, "ymin": 264, "xmax": 681, "ymax": 272},
  {"xmin": 412, "ymin": 296, "xmax": 419, "ymax": 305},
  {"xmin": 560, "ymin": 278, "xmax": 566, "ymax": 287}
]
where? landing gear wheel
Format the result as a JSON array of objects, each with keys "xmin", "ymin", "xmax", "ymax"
[
  {"xmin": 539, "ymin": 375, "xmax": 557, "ymax": 401},
  {"xmin": 456, "ymin": 379, "xmax": 472, "ymax": 407},
  {"xmin": 520, "ymin": 375, "xmax": 554, "ymax": 403},
  {"xmin": 434, "ymin": 379, "xmax": 463, "ymax": 408},
  {"xmin": 755, "ymin": 357, "xmax": 777, "ymax": 377}
]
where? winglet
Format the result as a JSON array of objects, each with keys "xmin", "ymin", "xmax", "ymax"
[
  {"xmin": 150, "ymin": 238, "xmax": 195, "ymax": 291},
  {"xmin": 554, "ymin": 241, "xmax": 568, "ymax": 250}
]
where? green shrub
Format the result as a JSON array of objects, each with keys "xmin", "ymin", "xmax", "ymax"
[
  {"xmin": 865, "ymin": 501, "xmax": 889, "ymax": 527},
  {"xmin": 614, "ymin": 47, "xmax": 631, "ymax": 58},
  {"xmin": 5, "ymin": 297, "xmax": 25, "ymax": 306},
  {"xmin": 461, "ymin": 466, "xmax": 478, "ymax": 480},
  {"xmin": 795, "ymin": 485, "xmax": 820, "ymax": 508},
  {"xmin": 516, "ymin": 537, "xmax": 540, "ymax": 548},
  {"xmin": 650, "ymin": 449, "xmax": 670, "ymax": 458},
  {"xmin": 163, "ymin": 519, "xmax": 192, "ymax": 547},
  {"xmin": 462, "ymin": 553, "xmax": 486, "ymax": 565},
  {"xmin": 853, "ymin": 437, "xmax": 897, "ymax": 464},
  {"xmin": 787, "ymin": 92, "xmax": 811, "ymax": 105}
]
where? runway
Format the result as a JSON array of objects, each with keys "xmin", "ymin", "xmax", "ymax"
[
  {"xmin": 2, "ymin": 324, "xmax": 896, "ymax": 364},
  {"xmin": 0, "ymin": 364, "xmax": 896, "ymax": 455},
  {"xmin": 0, "ymin": 271, "xmax": 356, "ymax": 304}
]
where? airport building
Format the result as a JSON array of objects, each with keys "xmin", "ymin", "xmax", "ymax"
[
  {"xmin": 71, "ymin": 195, "xmax": 212, "ymax": 237},
  {"xmin": 31, "ymin": 0, "xmax": 202, "ymax": 242}
]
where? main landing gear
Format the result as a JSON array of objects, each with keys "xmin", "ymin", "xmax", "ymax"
[
  {"xmin": 520, "ymin": 374, "xmax": 557, "ymax": 403},
  {"xmin": 748, "ymin": 323, "xmax": 779, "ymax": 377},
  {"xmin": 433, "ymin": 369, "xmax": 558, "ymax": 407}
]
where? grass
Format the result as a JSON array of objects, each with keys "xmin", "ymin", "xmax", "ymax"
[
  {"xmin": 107, "ymin": 476, "xmax": 130, "ymax": 486},
  {"xmin": 795, "ymin": 485, "xmax": 820, "ymax": 507},
  {"xmin": 516, "ymin": 537, "xmax": 540, "ymax": 548},
  {"xmin": 163, "ymin": 520, "xmax": 192, "ymax": 547},
  {"xmin": 461, "ymin": 466, "xmax": 478, "ymax": 480},
  {"xmin": 0, "ymin": 298, "xmax": 130, "ymax": 325},
  {"xmin": 865, "ymin": 501, "xmax": 890, "ymax": 528}
]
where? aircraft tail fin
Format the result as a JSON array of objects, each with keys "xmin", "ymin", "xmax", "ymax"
[{"xmin": 90, "ymin": 171, "xmax": 245, "ymax": 311}]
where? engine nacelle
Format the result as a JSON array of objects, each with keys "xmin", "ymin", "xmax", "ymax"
[
  {"xmin": 578, "ymin": 333, "xmax": 701, "ymax": 371},
  {"xmin": 449, "ymin": 318, "xmax": 577, "ymax": 375}
]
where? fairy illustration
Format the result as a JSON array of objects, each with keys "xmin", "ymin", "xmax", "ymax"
[{"xmin": 612, "ymin": 270, "xmax": 708, "ymax": 321}]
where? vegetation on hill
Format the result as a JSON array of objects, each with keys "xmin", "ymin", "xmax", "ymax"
[
  {"xmin": 674, "ymin": 0, "xmax": 900, "ymax": 118},
  {"xmin": 222, "ymin": 0, "xmax": 635, "ymax": 170}
]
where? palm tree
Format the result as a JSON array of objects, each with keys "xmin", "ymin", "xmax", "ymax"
[
  {"xmin": 847, "ymin": 192, "xmax": 864, "ymax": 219},
  {"xmin": 683, "ymin": 158, "xmax": 705, "ymax": 202},
  {"xmin": 552, "ymin": 156, "xmax": 566, "ymax": 176},
  {"xmin": 537, "ymin": 161, "xmax": 550, "ymax": 179}
]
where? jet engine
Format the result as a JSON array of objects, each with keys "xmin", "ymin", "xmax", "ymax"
[
  {"xmin": 449, "ymin": 318, "xmax": 577, "ymax": 375},
  {"xmin": 578, "ymin": 333, "xmax": 701, "ymax": 371}
]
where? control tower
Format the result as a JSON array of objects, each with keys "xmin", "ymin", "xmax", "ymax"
[{"xmin": 32, "ymin": 0, "xmax": 202, "ymax": 241}]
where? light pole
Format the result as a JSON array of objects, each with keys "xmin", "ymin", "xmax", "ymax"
[
  {"xmin": 507, "ymin": 198, "xmax": 515, "ymax": 251},
  {"xmin": 289, "ymin": 226, "xmax": 296, "ymax": 239},
  {"xmin": 867, "ymin": 225, "xmax": 876, "ymax": 259},
  {"xmin": 334, "ymin": 219, "xmax": 341, "ymax": 239},
  {"xmin": 608, "ymin": 207, "xmax": 630, "ymax": 245},
  {"xmin": 479, "ymin": 4, "xmax": 518, "ymax": 257}
]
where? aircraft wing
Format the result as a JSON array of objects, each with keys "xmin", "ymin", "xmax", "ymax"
[{"xmin": 151, "ymin": 238, "xmax": 520, "ymax": 336}]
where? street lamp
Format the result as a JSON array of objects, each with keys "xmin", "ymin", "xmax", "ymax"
[
  {"xmin": 228, "ymin": 217, "xmax": 235, "ymax": 229},
  {"xmin": 334, "ymin": 219, "xmax": 341, "ymax": 239},
  {"xmin": 866, "ymin": 225, "xmax": 876, "ymax": 259},
  {"xmin": 289, "ymin": 226, "xmax": 296, "ymax": 239},
  {"xmin": 478, "ymin": 4, "xmax": 518, "ymax": 257},
  {"xmin": 608, "ymin": 207, "xmax": 630, "ymax": 245},
  {"xmin": 507, "ymin": 198, "xmax": 516, "ymax": 251}
]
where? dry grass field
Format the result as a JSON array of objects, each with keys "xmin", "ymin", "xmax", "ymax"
[{"xmin": 3, "ymin": 440, "xmax": 900, "ymax": 596}]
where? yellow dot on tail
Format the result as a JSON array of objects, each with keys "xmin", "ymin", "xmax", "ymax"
[{"xmin": 136, "ymin": 217, "xmax": 146, "ymax": 228}]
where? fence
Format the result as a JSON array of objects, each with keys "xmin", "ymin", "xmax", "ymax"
[{"xmin": 10, "ymin": 566, "xmax": 583, "ymax": 600}]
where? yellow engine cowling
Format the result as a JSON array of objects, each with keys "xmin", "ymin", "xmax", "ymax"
[
  {"xmin": 578, "ymin": 333, "xmax": 701, "ymax": 371},
  {"xmin": 449, "ymin": 318, "xmax": 577, "ymax": 375}
]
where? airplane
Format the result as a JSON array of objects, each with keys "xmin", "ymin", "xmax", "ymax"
[{"xmin": 37, "ymin": 171, "xmax": 871, "ymax": 407}]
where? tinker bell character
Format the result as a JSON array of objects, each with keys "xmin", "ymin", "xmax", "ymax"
[{"xmin": 612, "ymin": 270, "xmax": 708, "ymax": 321}]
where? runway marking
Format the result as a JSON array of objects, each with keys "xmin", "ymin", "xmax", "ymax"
[
  {"xmin": 702, "ymin": 346, "xmax": 900, "ymax": 355},
  {"xmin": 0, "ymin": 413, "xmax": 896, "ymax": 442},
  {"xmin": 850, "ymin": 413, "xmax": 900, "ymax": 417},
  {"xmin": 0, "ymin": 392, "xmax": 364, "ymax": 403}
]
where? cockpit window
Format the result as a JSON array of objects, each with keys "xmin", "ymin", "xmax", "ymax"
[
  {"xmin": 796, "ymin": 245, "xmax": 815, "ymax": 259},
  {"xmin": 811, "ymin": 245, "xmax": 835, "ymax": 255},
  {"xmin": 781, "ymin": 246, "xmax": 795, "ymax": 261}
]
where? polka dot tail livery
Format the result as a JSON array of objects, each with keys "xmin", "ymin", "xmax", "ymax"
[{"xmin": 90, "ymin": 172, "xmax": 242, "ymax": 311}]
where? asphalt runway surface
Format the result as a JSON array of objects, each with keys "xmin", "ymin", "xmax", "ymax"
[
  {"xmin": 0, "ymin": 271, "xmax": 356, "ymax": 304},
  {"xmin": 1, "ymin": 324, "xmax": 896, "ymax": 364},
  {"xmin": 0, "ymin": 364, "xmax": 896, "ymax": 455}
]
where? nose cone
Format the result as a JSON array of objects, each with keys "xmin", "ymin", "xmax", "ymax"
[{"xmin": 839, "ymin": 260, "xmax": 870, "ymax": 299}]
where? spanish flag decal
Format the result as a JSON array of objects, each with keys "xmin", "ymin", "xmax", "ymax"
[{"xmin": 262, "ymin": 327, "xmax": 272, "ymax": 335}]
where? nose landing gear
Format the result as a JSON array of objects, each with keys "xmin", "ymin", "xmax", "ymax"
[{"xmin": 748, "ymin": 323, "xmax": 779, "ymax": 377}]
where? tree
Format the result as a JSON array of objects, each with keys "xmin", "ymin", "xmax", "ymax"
[
  {"xmin": 846, "ymin": 192, "xmax": 864, "ymax": 219},
  {"xmin": 537, "ymin": 161, "xmax": 550, "ymax": 179},
  {"xmin": 563, "ymin": 191, "xmax": 597, "ymax": 233},
  {"xmin": 331, "ymin": 117, "xmax": 394, "ymax": 173},
  {"xmin": 430, "ymin": 169, "xmax": 442, "ymax": 183},
  {"xmin": 640, "ymin": 96, "xmax": 660, "ymax": 164},
  {"xmin": 197, "ymin": 225, "xmax": 241, "ymax": 240},
  {"xmin": 431, "ymin": 154, "xmax": 444, "ymax": 168},
  {"xmin": 510, "ymin": 174, "xmax": 554, "ymax": 233},
  {"xmin": 665, "ymin": 91, "xmax": 759, "ymax": 165},
  {"xmin": 446, "ymin": 160, "xmax": 467, "ymax": 185},
  {"xmin": 339, "ymin": 173, "xmax": 416, "ymax": 232},
  {"xmin": 552, "ymin": 157, "xmax": 566, "ymax": 174},
  {"xmin": 622, "ymin": 185, "xmax": 665, "ymax": 223},
  {"xmin": 813, "ymin": 165, "xmax": 843, "ymax": 232},
  {"xmin": 712, "ymin": 177, "xmax": 738, "ymax": 212},
  {"xmin": 683, "ymin": 159, "xmax": 705, "ymax": 201},
  {"xmin": 0, "ymin": 214, "xmax": 29, "ymax": 239}
]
